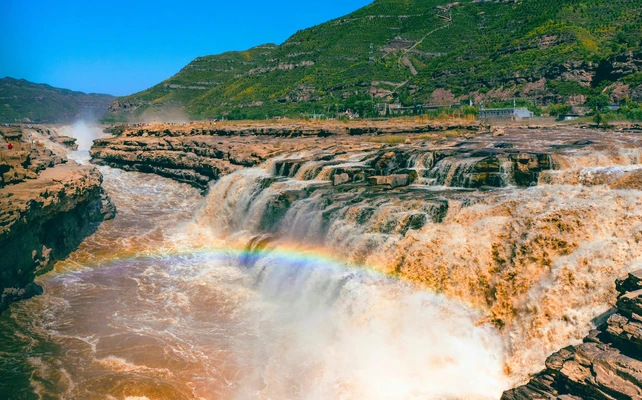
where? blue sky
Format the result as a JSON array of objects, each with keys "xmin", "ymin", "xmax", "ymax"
[{"xmin": 0, "ymin": 0, "xmax": 372, "ymax": 96}]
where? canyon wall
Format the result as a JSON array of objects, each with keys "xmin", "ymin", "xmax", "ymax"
[{"xmin": 0, "ymin": 126, "xmax": 114, "ymax": 312}]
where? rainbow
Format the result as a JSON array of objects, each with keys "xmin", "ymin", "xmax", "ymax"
[
  {"xmin": 50, "ymin": 239, "xmax": 491, "ymax": 322},
  {"xmin": 57, "ymin": 240, "xmax": 381, "ymax": 277}
]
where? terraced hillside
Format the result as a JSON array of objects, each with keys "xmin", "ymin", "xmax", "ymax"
[{"xmin": 108, "ymin": 0, "xmax": 642, "ymax": 121}]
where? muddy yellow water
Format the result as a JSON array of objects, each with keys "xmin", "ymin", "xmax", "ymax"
[
  {"xmin": 3, "ymin": 130, "xmax": 642, "ymax": 400},
  {"xmin": 0, "ymin": 162, "xmax": 509, "ymax": 399}
]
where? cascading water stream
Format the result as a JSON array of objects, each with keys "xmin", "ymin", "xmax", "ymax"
[{"xmin": 196, "ymin": 143, "xmax": 642, "ymax": 381}]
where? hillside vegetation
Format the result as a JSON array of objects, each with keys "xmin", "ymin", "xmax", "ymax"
[
  {"xmin": 0, "ymin": 78, "xmax": 115, "ymax": 123},
  {"xmin": 107, "ymin": 0, "xmax": 642, "ymax": 121}
]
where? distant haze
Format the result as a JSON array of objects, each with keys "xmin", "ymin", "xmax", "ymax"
[{"xmin": 0, "ymin": 0, "xmax": 372, "ymax": 96}]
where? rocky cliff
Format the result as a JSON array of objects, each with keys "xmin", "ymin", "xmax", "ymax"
[
  {"xmin": 502, "ymin": 270, "xmax": 642, "ymax": 399},
  {"xmin": 0, "ymin": 127, "xmax": 115, "ymax": 313}
]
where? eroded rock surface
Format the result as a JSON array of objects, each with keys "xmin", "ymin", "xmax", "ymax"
[
  {"xmin": 90, "ymin": 134, "xmax": 341, "ymax": 190},
  {"xmin": 0, "ymin": 127, "xmax": 114, "ymax": 312},
  {"xmin": 502, "ymin": 270, "xmax": 642, "ymax": 400},
  {"xmin": 90, "ymin": 121, "xmax": 568, "ymax": 191},
  {"xmin": 0, "ymin": 126, "xmax": 67, "ymax": 186}
]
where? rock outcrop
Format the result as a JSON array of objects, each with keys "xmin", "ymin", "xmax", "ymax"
[
  {"xmin": 91, "ymin": 123, "xmax": 641, "ymax": 196},
  {"xmin": 91, "ymin": 121, "xmax": 550, "ymax": 191},
  {"xmin": 502, "ymin": 270, "xmax": 642, "ymax": 400},
  {"xmin": 92, "ymin": 120, "xmax": 476, "ymax": 190},
  {"xmin": 91, "ymin": 135, "xmax": 280, "ymax": 190},
  {"xmin": 49, "ymin": 135, "xmax": 78, "ymax": 150},
  {"xmin": 0, "ymin": 127, "xmax": 67, "ymax": 186},
  {"xmin": 0, "ymin": 127, "xmax": 115, "ymax": 313}
]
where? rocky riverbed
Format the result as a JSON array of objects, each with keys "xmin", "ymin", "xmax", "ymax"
[
  {"xmin": 0, "ymin": 126, "xmax": 114, "ymax": 312},
  {"xmin": 90, "ymin": 120, "xmax": 486, "ymax": 190},
  {"xmin": 90, "ymin": 121, "xmax": 639, "ymax": 192}
]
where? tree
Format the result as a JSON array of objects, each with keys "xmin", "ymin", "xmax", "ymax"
[
  {"xmin": 586, "ymin": 94, "xmax": 610, "ymax": 112},
  {"xmin": 593, "ymin": 111, "xmax": 612, "ymax": 128}
]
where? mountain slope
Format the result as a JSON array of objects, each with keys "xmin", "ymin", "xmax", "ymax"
[
  {"xmin": 0, "ymin": 78, "xmax": 115, "ymax": 123},
  {"xmin": 108, "ymin": 0, "xmax": 642, "ymax": 121}
]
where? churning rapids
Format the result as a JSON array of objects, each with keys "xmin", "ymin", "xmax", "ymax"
[{"xmin": 2, "ymin": 127, "xmax": 642, "ymax": 399}]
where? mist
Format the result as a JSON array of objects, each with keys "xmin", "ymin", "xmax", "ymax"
[
  {"xmin": 229, "ymin": 253, "xmax": 511, "ymax": 399},
  {"xmin": 57, "ymin": 120, "xmax": 107, "ymax": 151}
]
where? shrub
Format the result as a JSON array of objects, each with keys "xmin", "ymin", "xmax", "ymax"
[{"xmin": 547, "ymin": 104, "xmax": 572, "ymax": 117}]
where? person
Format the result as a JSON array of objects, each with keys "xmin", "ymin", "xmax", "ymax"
[{"xmin": 7, "ymin": 143, "xmax": 13, "ymax": 150}]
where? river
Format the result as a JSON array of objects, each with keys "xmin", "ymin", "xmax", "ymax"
[{"xmin": 2, "ymin": 125, "xmax": 642, "ymax": 399}]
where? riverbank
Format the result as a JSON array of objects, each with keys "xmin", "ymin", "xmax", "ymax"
[{"xmin": 0, "ymin": 126, "xmax": 114, "ymax": 312}]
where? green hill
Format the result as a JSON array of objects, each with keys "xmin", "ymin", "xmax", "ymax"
[
  {"xmin": 107, "ymin": 0, "xmax": 642, "ymax": 121},
  {"xmin": 0, "ymin": 78, "xmax": 115, "ymax": 123}
]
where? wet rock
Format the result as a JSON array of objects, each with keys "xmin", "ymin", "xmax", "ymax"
[
  {"xmin": 473, "ymin": 156, "xmax": 501, "ymax": 172},
  {"xmin": 275, "ymin": 159, "xmax": 306, "ymax": 177},
  {"xmin": 333, "ymin": 173, "xmax": 350, "ymax": 186},
  {"xmin": 369, "ymin": 150, "xmax": 414, "ymax": 173},
  {"xmin": 367, "ymin": 174, "xmax": 409, "ymax": 189},
  {"xmin": 468, "ymin": 172, "xmax": 506, "ymax": 188},
  {"xmin": 605, "ymin": 313, "xmax": 642, "ymax": 355},
  {"xmin": 616, "ymin": 289, "xmax": 642, "ymax": 318},
  {"xmin": 502, "ymin": 270, "xmax": 642, "ymax": 400},
  {"xmin": 259, "ymin": 189, "xmax": 308, "ymax": 232},
  {"xmin": 49, "ymin": 135, "xmax": 78, "ymax": 150},
  {"xmin": 617, "ymin": 270, "xmax": 642, "ymax": 294},
  {"xmin": 511, "ymin": 153, "xmax": 552, "ymax": 186}
]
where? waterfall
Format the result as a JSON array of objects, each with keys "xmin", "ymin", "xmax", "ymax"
[
  {"xmin": 0, "ymin": 163, "xmax": 512, "ymax": 399},
  {"xmin": 426, "ymin": 156, "xmax": 484, "ymax": 187},
  {"xmin": 196, "ymin": 143, "xmax": 642, "ymax": 381}
]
